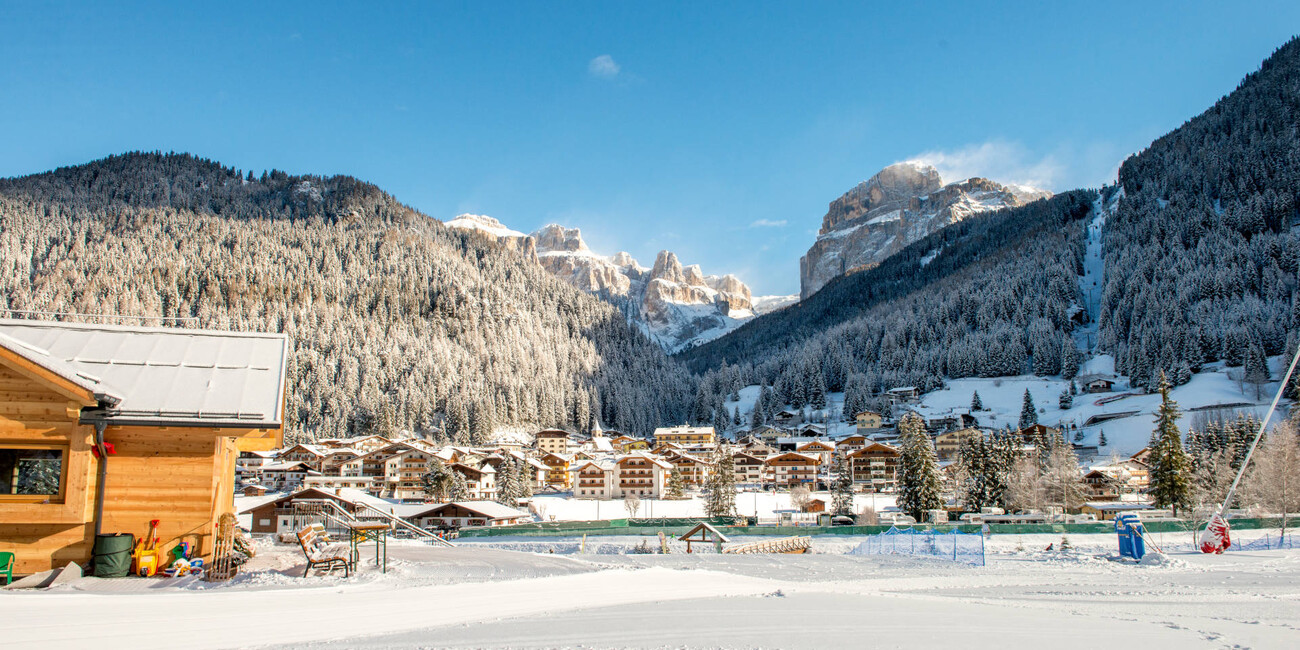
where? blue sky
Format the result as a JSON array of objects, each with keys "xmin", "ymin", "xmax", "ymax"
[{"xmin": 3, "ymin": 2, "xmax": 1299, "ymax": 296}]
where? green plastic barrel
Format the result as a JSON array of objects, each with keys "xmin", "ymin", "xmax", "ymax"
[{"xmin": 92, "ymin": 533, "xmax": 134, "ymax": 578}]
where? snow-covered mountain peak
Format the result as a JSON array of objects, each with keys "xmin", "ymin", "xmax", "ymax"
[
  {"xmin": 448, "ymin": 215, "xmax": 765, "ymax": 352},
  {"xmin": 445, "ymin": 213, "xmax": 525, "ymax": 238},
  {"xmin": 799, "ymin": 163, "xmax": 1052, "ymax": 299}
]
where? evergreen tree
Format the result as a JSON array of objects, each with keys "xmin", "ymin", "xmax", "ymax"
[
  {"xmin": 704, "ymin": 444, "xmax": 738, "ymax": 517},
  {"xmin": 970, "ymin": 391, "xmax": 984, "ymax": 411},
  {"xmin": 1098, "ymin": 430, "xmax": 1108, "ymax": 447},
  {"xmin": 445, "ymin": 395, "xmax": 470, "ymax": 445},
  {"xmin": 733, "ymin": 406, "xmax": 742, "ymax": 427},
  {"xmin": 712, "ymin": 405, "xmax": 730, "ymax": 435},
  {"xmin": 666, "ymin": 467, "xmax": 686, "ymax": 500},
  {"xmin": 831, "ymin": 454, "xmax": 854, "ymax": 516},
  {"xmin": 810, "ymin": 373, "xmax": 828, "ymax": 411},
  {"xmin": 1019, "ymin": 389, "xmax": 1038, "ymax": 429},
  {"xmin": 1148, "ymin": 373, "xmax": 1192, "ymax": 515},
  {"xmin": 515, "ymin": 458, "xmax": 534, "ymax": 499},
  {"xmin": 1244, "ymin": 345, "xmax": 1271, "ymax": 400},
  {"xmin": 1060, "ymin": 338, "xmax": 1080, "ymax": 380},
  {"xmin": 422, "ymin": 461, "xmax": 452, "ymax": 501},
  {"xmin": 897, "ymin": 412, "xmax": 942, "ymax": 521},
  {"xmin": 1058, "ymin": 389, "xmax": 1072, "ymax": 410},
  {"xmin": 448, "ymin": 470, "xmax": 470, "ymax": 501},
  {"xmin": 497, "ymin": 458, "xmax": 519, "ymax": 507}
]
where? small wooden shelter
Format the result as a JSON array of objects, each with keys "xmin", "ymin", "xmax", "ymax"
[{"xmin": 678, "ymin": 522, "xmax": 729, "ymax": 553}]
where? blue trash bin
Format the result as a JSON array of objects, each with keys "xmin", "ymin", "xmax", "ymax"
[{"xmin": 1115, "ymin": 513, "xmax": 1146, "ymax": 560}]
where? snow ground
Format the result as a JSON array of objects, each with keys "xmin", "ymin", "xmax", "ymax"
[
  {"xmin": 6, "ymin": 531, "xmax": 1298, "ymax": 649},
  {"xmin": 916, "ymin": 358, "xmax": 1284, "ymax": 457}
]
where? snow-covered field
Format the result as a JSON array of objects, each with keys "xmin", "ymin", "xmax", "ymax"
[{"xmin": 5, "ymin": 530, "xmax": 1299, "ymax": 649}]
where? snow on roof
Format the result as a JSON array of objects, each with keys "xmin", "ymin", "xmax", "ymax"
[
  {"xmin": 0, "ymin": 319, "xmax": 288, "ymax": 427},
  {"xmin": 593, "ymin": 437, "xmax": 614, "ymax": 452},
  {"xmin": 0, "ymin": 329, "xmax": 124, "ymax": 404},
  {"xmin": 414, "ymin": 500, "xmax": 528, "ymax": 520}
]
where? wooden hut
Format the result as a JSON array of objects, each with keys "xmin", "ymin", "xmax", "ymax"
[{"xmin": 0, "ymin": 320, "xmax": 287, "ymax": 576}]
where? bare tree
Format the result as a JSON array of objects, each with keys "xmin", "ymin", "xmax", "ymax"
[
  {"xmin": 789, "ymin": 485, "xmax": 812, "ymax": 512},
  {"xmin": 856, "ymin": 505, "xmax": 879, "ymax": 525},
  {"xmin": 1042, "ymin": 442, "xmax": 1087, "ymax": 513},
  {"xmin": 622, "ymin": 492, "xmax": 642, "ymax": 519},
  {"xmin": 1005, "ymin": 456, "xmax": 1045, "ymax": 514},
  {"xmin": 1242, "ymin": 424, "xmax": 1300, "ymax": 541}
]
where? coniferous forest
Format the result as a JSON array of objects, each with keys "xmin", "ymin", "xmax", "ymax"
[{"xmin": 0, "ymin": 153, "xmax": 692, "ymax": 442}]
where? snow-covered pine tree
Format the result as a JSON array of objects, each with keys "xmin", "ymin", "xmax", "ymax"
[
  {"xmin": 810, "ymin": 373, "xmax": 828, "ymax": 411},
  {"xmin": 1059, "ymin": 389, "xmax": 1073, "ymax": 410},
  {"xmin": 712, "ymin": 405, "xmax": 730, "ymax": 435},
  {"xmin": 897, "ymin": 412, "xmax": 942, "ymax": 521},
  {"xmin": 445, "ymin": 395, "xmax": 470, "ymax": 445},
  {"xmin": 733, "ymin": 406, "xmax": 742, "ymax": 427},
  {"xmin": 516, "ymin": 458, "xmax": 534, "ymax": 499},
  {"xmin": 1148, "ymin": 372, "xmax": 1192, "ymax": 515},
  {"xmin": 1098, "ymin": 430, "xmax": 1108, "ymax": 447},
  {"xmin": 704, "ymin": 444, "xmax": 737, "ymax": 517},
  {"xmin": 1245, "ymin": 345, "xmax": 1271, "ymax": 400},
  {"xmin": 666, "ymin": 466, "xmax": 686, "ymax": 500},
  {"xmin": 1019, "ymin": 389, "xmax": 1038, "ymax": 429},
  {"xmin": 449, "ymin": 470, "xmax": 469, "ymax": 501},
  {"xmin": 831, "ymin": 453, "xmax": 854, "ymax": 516},
  {"xmin": 422, "ymin": 461, "xmax": 451, "ymax": 501},
  {"xmin": 497, "ymin": 458, "xmax": 519, "ymax": 507},
  {"xmin": 970, "ymin": 391, "xmax": 984, "ymax": 412},
  {"xmin": 1060, "ymin": 337, "xmax": 1080, "ymax": 380}
]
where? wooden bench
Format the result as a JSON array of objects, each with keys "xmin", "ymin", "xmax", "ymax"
[{"xmin": 296, "ymin": 524, "xmax": 352, "ymax": 578}]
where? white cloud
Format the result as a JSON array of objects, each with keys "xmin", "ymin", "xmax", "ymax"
[
  {"xmin": 904, "ymin": 140, "xmax": 1064, "ymax": 191},
  {"xmin": 588, "ymin": 55, "xmax": 620, "ymax": 79},
  {"xmin": 749, "ymin": 219, "xmax": 787, "ymax": 228}
]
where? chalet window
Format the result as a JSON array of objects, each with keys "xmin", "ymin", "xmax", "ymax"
[{"xmin": 0, "ymin": 446, "xmax": 66, "ymax": 499}]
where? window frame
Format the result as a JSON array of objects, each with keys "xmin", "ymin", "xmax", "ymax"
[{"xmin": 0, "ymin": 441, "xmax": 70, "ymax": 504}]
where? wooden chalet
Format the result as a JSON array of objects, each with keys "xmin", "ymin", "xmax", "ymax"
[{"xmin": 0, "ymin": 320, "xmax": 287, "ymax": 576}]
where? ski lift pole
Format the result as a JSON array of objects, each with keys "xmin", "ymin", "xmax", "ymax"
[{"xmin": 1216, "ymin": 343, "xmax": 1300, "ymax": 519}]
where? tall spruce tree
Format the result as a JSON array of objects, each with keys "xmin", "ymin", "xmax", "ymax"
[
  {"xmin": 831, "ymin": 453, "xmax": 854, "ymax": 516},
  {"xmin": 704, "ymin": 443, "xmax": 737, "ymax": 517},
  {"xmin": 1148, "ymin": 372, "xmax": 1192, "ymax": 515},
  {"xmin": 1019, "ymin": 389, "xmax": 1038, "ymax": 429},
  {"xmin": 666, "ymin": 466, "xmax": 686, "ymax": 500},
  {"xmin": 970, "ymin": 391, "xmax": 984, "ymax": 411},
  {"xmin": 897, "ymin": 412, "xmax": 942, "ymax": 521}
]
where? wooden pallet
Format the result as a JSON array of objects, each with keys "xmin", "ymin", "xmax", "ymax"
[{"xmin": 722, "ymin": 536, "xmax": 812, "ymax": 554}]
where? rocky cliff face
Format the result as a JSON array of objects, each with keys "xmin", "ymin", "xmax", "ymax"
[
  {"xmin": 535, "ymin": 233, "xmax": 760, "ymax": 353},
  {"xmin": 799, "ymin": 162, "xmax": 1050, "ymax": 299},
  {"xmin": 445, "ymin": 215, "xmax": 773, "ymax": 352}
]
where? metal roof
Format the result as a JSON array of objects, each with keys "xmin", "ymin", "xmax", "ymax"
[{"xmin": 0, "ymin": 319, "xmax": 288, "ymax": 428}]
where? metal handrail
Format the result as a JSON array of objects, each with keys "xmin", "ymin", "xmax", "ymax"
[{"xmin": 353, "ymin": 502, "xmax": 454, "ymax": 547}]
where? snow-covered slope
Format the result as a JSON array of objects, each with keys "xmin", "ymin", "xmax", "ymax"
[{"xmin": 798, "ymin": 162, "xmax": 1051, "ymax": 299}]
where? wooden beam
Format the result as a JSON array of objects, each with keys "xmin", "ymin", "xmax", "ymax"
[{"xmin": 0, "ymin": 348, "xmax": 97, "ymax": 407}]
